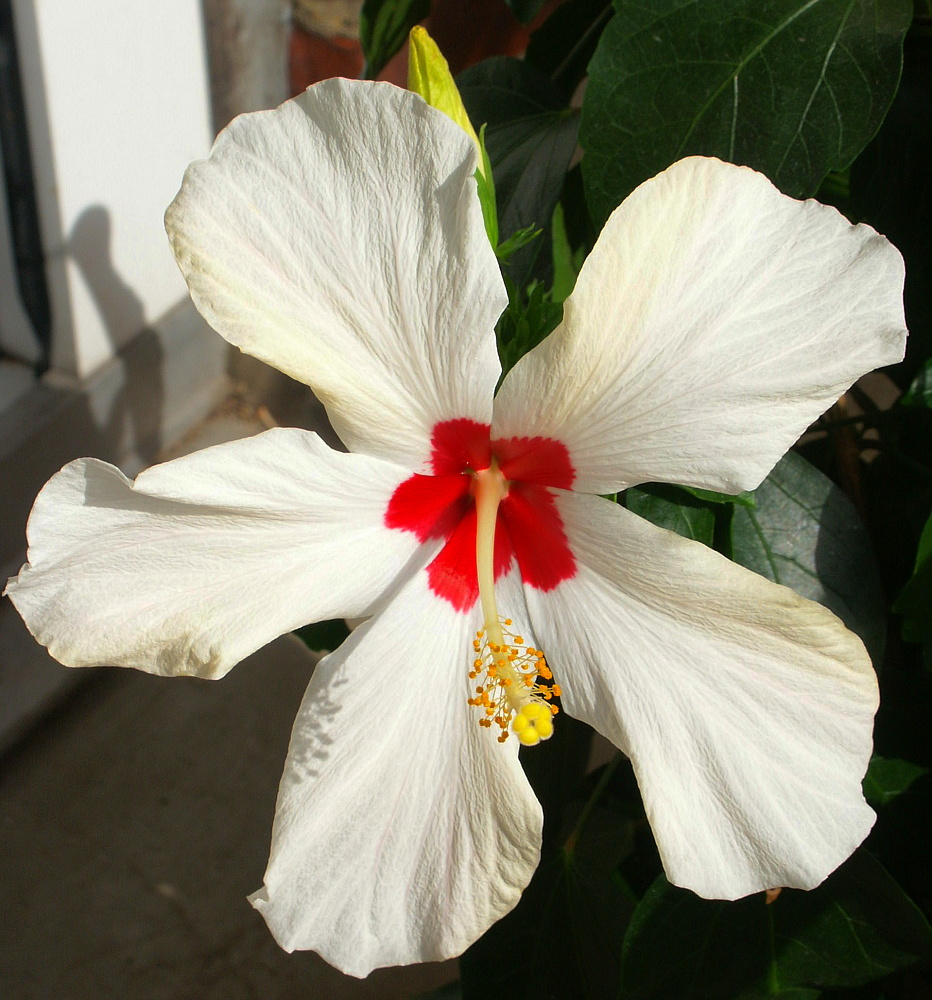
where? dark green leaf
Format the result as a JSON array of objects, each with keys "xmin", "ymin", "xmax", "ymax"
[
  {"xmin": 738, "ymin": 990, "xmax": 822, "ymax": 1000},
  {"xmin": 461, "ymin": 753, "xmax": 635, "ymax": 1000},
  {"xmin": 893, "ymin": 509, "xmax": 932, "ymax": 643},
  {"xmin": 526, "ymin": 0, "xmax": 614, "ymax": 97},
  {"xmin": 914, "ymin": 508, "xmax": 932, "ymax": 572},
  {"xmin": 739, "ymin": 991, "xmax": 821, "ymax": 1000},
  {"xmin": 502, "ymin": 0, "xmax": 545, "ymax": 25},
  {"xmin": 621, "ymin": 850, "xmax": 932, "ymax": 998},
  {"xmin": 902, "ymin": 358, "xmax": 932, "ymax": 406},
  {"xmin": 863, "ymin": 754, "xmax": 929, "ymax": 807},
  {"xmin": 580, "ymin": 0, "xmax": 912, "ymax": 227},
  {"xmin": 849, "ymin": 27, "xmax": 932, "ymax": 368},
  {"xmin": 293, "ymin": 619, "xmax": 349, "ymax": 652},
  {"xmin": 680, "ymin": 485, "xmax": 756, "ymax": 507},
  {"xmin": 625, "ymin": 484, "xmax": 716, "ymax": 546},
  {"xmin": 459, "ymin": 58, "xmax": 579, "ymax": 284},
  {"xmin": 730, "ymin": 451, "xmax": 886, "ymax": 665},
  {"xmin": 894, "ymin": 556, "xmax": 932, "ymax": 642},
  {"xmin": 495, "ymin": 276, "xmax": 563, "ymax": 378},
  {"xmin": 359, "ymin": 0, "xmax": 430, "ymax": 79}
]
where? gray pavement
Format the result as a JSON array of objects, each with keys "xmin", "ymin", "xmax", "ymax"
[
  {"xmin": 0, "ymin": 634, "xmax": 457, "ymax": 999},
  {"xmin": 0, "ymin": 399, "xmax": 457, "ymax": 999}
]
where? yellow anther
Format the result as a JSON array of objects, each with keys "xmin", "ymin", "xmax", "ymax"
[{"xmin": 465, "ymin": 612, "xmax": 562, "ymax": 747}]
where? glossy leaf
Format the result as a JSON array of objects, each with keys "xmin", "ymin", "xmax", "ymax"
[
  {"xmin": 625, "ymin": 484, "xmax": 716, "ymax": 547},
  {"xmin": 621, "ymin": 850, "xmax": 932, "ymax": 998},
  {"xmin": 863, "ymin": 754, "xmax": 929, "ymax": 808},
  {"xmin": 893, "ymin": 509, "xmax": 932, "ymax": 643},
  {"xmin": 681, "ymin": 485, "xmax": 756, "ymax": 507},
  {"xmin": 502, "ymin": 0, "xmax": 545, "ymax": 25},
  {"xmin": 459, "ymin": 58, "xmax": 579, "ymax": 284},
  {"xmin": 360, "ymin": 0, "xmax": 430, "ymax": 79},
  {"xmin": 460, "ymin": 728, "xmax": 632, "ymax": 1000},
  {"xmin": 293, "ymin": 618, "xmax": 350, "ymax": 653},
  {"xmin": 526, "ymin": 0, "xmax": 614, "ymax": 97},
  {"xmin": 580, "ymin": 0, "xmax": 912, "ymax": 226},
  {"xmin": 731, "ymin": 451, "xmax": 886, "ymax": 666},
  {"xmin": 901, "ymin": 358, "xmax": 932, "ymax": 407}
]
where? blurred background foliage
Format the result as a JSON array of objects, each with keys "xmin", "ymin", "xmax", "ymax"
[{"xmin": 296, "ymin": 0, "xmax": 932, "ymax": 996}]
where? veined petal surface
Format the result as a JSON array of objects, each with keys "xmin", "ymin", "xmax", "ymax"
[
  {"xmin": 524, "ymin": 491, "xmax": 877, "ymax": 899},
  {"xmin": 494, "ymin": 157, "xmax": 907, "ymax": 494},
  {"xmin": 167, "ymin": 79, "xmax": 505, "ymax": 472},
  {"xmin": 252, "ymin": 569, "xmax": 542, "ymax": 976},
  {"xmin": 5, "ymin": 430, "xmax": 420, "ymax": 679}
]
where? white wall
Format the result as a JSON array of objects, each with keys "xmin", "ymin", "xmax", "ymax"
[{"xmin": 12, "ymin": 0, "xmax": 214, "ymax": 378}]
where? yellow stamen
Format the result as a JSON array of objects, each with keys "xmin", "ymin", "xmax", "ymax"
[{"xmin": 468, "ymin": 460, "xmax": 560, "ymax": 743}]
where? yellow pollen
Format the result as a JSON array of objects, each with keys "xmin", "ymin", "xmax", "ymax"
[
  {"xmin": 468, "ymin": 458, "xmax": 560, "ymax": 744},
  {"xmin": 466, "ymin": 615, "xmax": 560, "ymax": 743}
]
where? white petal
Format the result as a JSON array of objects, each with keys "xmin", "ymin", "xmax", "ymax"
[
  {"xmin": 524, "ymin": 490, "xmax": 876, "ymax": 898},
  {"xmin": 5, "ymin": 430, "xmax": 421, "ymax": 678},
  {"xmin": 494, "ymin": 157, "xmax": 907, "ymax": 494},
  {"xmin": 167, "ymin": 79, "xmax": 505, "ymax": 471},
  {"xmin": 251, "ymin": 569, "xmax": 542, "ymax": 976}
]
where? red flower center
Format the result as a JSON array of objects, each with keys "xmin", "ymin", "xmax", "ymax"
[{"xmin": 385, "ymin": 418, "xmax": 577, "ymax": 611}]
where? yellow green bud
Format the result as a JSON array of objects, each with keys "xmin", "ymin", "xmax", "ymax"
[{"xmin": 407, "ymin": 26, "xmax": 484, "ymax": 176}]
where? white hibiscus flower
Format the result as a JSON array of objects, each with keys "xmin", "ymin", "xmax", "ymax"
[{"xmin": 5, "ymin": 78, "xmax": 906, "ymax": 978}]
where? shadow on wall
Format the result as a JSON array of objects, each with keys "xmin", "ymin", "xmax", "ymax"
[
  {"xmin": 68, "ymin": 205, "xmax": 166, "ymax": 465},
  {"xmin": 0, "ymin": 204, "xmax": 169, "ymax": 581}
]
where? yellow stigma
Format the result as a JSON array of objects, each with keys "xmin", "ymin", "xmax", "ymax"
[{"xmin": 468, "ymin": 461, "xmax": 559, "ymax": 745}]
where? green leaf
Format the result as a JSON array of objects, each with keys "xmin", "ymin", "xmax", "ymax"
[
  {"xmin": 475, "ymin": 124, "xmax": 499, "ymax": 248},
  {"xmin": 893, "ymin": 509, "xmax": 932, "ymax": 643},
  {"xmin": 293, "ymin": 619, "xmax": 350, "ymax": 653},
  {"xmin": 621, "ymin": 850, "xmax": 932, "ymax": 998},
  {"xmin": 902, "ymin": 358, "xmax": 932, "ymax": 407},
  {"xmin": 495, "ymin": 224, "xmax": 541, "ymax": 262},
  {"xmin": 730, "ymin": 451, "xmax": 886, "ymax": 666},
  {"xmin": 863, "ymin": 754, "xmax": 929, "ymax": 808},
  {"xmin": 625, "ymin": 484, "xmax": 716, "ymax": 546},
  {"xmin": 501, "ymin": 0, "xmax": 545, "ymax": 25},
  {"xmin": 461, "ymin": 754, "xmax": 635, "ymax": 1000},
  {"xmin": 494, "ymin": 276, "xmax": 563, "ymax": 377},
  {"xmin": 580, "ymin": 0, "xmax": 912, "ymax": 227},
  {"xmin": 526, "ymin": 0, "xmax": 614, "ymax": 97},
  {"xmin": 459, "ymin": 58, "xmax": 579, "ymax": 284},
  {"xmin": 894, "ymin": 557, "xmax": 932, "ymax": 643},
  {"xmin": 740, "ymin": 992, "xmax": 822, "ymax": 1000},
  {"xmin": 913, "ymin": 509, "xmax": 932, "ymax": 573},
  {"xmin": 359, "ymin": 0, "xmax": 430, "ymax": 79},
  {"xmin": 680, "ymin": 485, "xmax": 756, "ymax": 507},
  {"xmin": 550, "ymin": 201, "xmax": 585, "ymax": 302}
]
